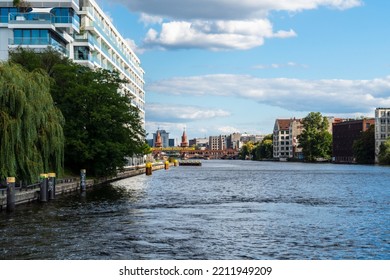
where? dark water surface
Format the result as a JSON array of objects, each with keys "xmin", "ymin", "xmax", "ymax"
[{"xmin": 1, "ymin": 161, "xmax": 389, "ymax": 259}]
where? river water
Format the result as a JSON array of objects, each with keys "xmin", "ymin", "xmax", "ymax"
[{"xmin": 1, "ymin": 160, "xmax": 389, "ymax": 260}]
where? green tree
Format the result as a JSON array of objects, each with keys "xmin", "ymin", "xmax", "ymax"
[
  {"xmin": 51, "ymin": 65, "xmax": 145, "ymax": 177},
  {"xmin": 239, "ymin": 141, "xmax": 255, "ymax": 160},
  {"xmin": 253, "ymin": 134, "xmax": 273, "ymax": 160},
  {"xmin": 10, "ymin": 47, "xmax": 68, "ymax": 77},
  {"xmin": 298, "ymin": 112, "xmax": 332, "ymax": 162},
  {"xmin": 352, "ymin": 125, "xmax": 375, "ymax": 164},
  {"xmin": 378, "ymin": 138, "xmax": 390, "ymax": 165},
  {"xmin": 13, "ymin": 0, "xmax": 31, "ymax": 12},
  {"xmin": 0, "ymin": 63, "xmax": 64, "ymax": 183},
  {"xmin": 10, "ymin": 48, "xmax": 146, "ymax": 177}
]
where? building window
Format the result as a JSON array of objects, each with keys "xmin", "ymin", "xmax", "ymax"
[
  {"xmin": 13, "ymin": 29, "xmax": 49, "ymax": 45},
  {"xmin": 74, "ymin": 46, "xmax": 89, "ymax": 60},
  {"xmin": 0, "ymin": 7, "xmax": 18, "ymax": 23}
]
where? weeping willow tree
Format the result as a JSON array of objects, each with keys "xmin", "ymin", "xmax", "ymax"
[{"xmin": 0, "ymin": 63, "xmax": 64, "ymax": 183}]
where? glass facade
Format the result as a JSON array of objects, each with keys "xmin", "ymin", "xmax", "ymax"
[
  {"xmin": 0, "ymin": 7, "xmax": 17, "ymax": 23},
  {"xmin": 51, "ymin": 8, "xmax": 80, "ymax": 25}
]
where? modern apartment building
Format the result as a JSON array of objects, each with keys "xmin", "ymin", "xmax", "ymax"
[
  {"xmin": 273, "ymin": 118, "xmax": 304, "ymax": 160},
  {"xmin": 0, "ymin": 0, "xmax": 145, "ymax": 123},
  {"xmin": 332, "ymin": 119, "xmax": 375, "ymax": 163},
  {"xmin": 375, "ymin": 108, "xmax": 390, "ymax": 162}
]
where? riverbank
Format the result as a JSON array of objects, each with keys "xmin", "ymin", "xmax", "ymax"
[{"xmin": 0, "ymin": 163, "xmax": 166, "ymax": 211}]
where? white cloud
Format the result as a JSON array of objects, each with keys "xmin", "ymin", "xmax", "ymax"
[
  {"xmin": 144, "ymin": 19, "xmax": 296, "ymax": 51},
  {"xmin": 253, "ymin": 62, "xmax": 309, "ymax": 69},
  {"xmin": 111, "ymin": 0, "xmax": 361, "ymax": 51},
  {"xmin": 139, "ymin": 13, "xmax": 163, "ymax": 25},
  {"xmin": 125, "ymin": 39, "xmax": 145, "ymax": 54},
  {"xmin": 111, "ymin": 0, "xmax": 362, "ymax": 21},
  {"xmin": 147, "ymin": 75, "xmax": 390, "ymax": 114},
  {"xmin": 218, "ymin": 126, "xmax": 241, "ymax": 134},
  {"xmin": 146, "ymin": 103, "xmax": 231, "ymax": 123}
]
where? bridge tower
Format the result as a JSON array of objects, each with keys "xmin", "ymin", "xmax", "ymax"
[
  {"xmin": 155, "ymin": 130, "xmax": 162, "ymax": 148},
  {"xmin": 181, "ymin": 128, "xmax": 188, "ymax": 148}
]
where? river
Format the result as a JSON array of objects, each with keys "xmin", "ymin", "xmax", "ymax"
[{"xmin": 1, "ymin": 160, "xmax": 389, "ymax": 260}]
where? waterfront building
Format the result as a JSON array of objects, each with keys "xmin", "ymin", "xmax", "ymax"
[
  {"xmin": 240, "ymin": 134, "xmax": 264, "ymax": 144},
  {"xmin": 209, "ymin": 135, "xmax": 227, "ymax": 151},
  {"xmin": 0, "ymin": 0, "xmax": 145, "ymax": 123},
  {"xmin": 189, "ymin": 138, "xmax": 209, "ymax": 150},
  {"xmin": 332, "ymin": 119, "xmax": 375, "ymax": 163},
  {"xmin": 273, "ymin": 118, "xmax": 304, "ymax": 160},
  {"xmin": 375, "ymin": 108, "xmax": 390, "ymax": 163},
  {"xmin": 227, "ymin": 133, "xmax": 241, "ymax": 150}
]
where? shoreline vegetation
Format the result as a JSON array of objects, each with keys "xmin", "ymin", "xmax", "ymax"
[{"xmin": 1, "ymin": 48, "xmax": 149, "ymax": 186}]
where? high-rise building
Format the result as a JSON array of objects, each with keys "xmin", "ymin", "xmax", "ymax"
[
  {"xmin": 375, "ymin": 108, "xmax": 390, "ymax": 162},
  {"xmin": 0, "ymin": 0, "xmax": 145, "ymax": 124}
]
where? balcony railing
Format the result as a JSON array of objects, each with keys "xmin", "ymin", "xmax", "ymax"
[
  {"xmin": 9, "ymin": 37, "xmax": 68, "ymax": 55},
  {"xmin": 9, "ymin": 12, "xmax": 53, "ymax": 24},
  {"xmin": 8, "ymin": 12, "xmax": 80, "ymax": 29}
]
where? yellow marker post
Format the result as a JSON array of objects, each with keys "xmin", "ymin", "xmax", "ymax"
[{"xmin": 146, "ymin": 162, "xmax": 152, "ymax": 175}]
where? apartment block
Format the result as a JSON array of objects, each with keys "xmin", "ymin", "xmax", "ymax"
[
  {"xmin": 209, "ymin": 135, "xmax": 227, "ymax": 151},
  {"xmin": 273, "ymin": 118, "xmax": 304, "ymax": 160},
  {"xmin": 332, "ymin": 119, "xmax": 375, "ymax": 163},
  {"xmin": 375, "ymin": 108, "xmax": 390, "ymax": 162},
  {"xmin": 0, "ymin": 0, "xmax": 145, "ymax": 123}
]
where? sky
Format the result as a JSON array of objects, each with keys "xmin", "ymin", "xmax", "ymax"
[{"xmin": 95, "ymin": 0, "xmax": 390, "ymax": 141}]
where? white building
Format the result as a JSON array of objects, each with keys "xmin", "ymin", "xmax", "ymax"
[
  {"xmin": 0, "ymin": 0, "xmax": 145, "ymax": 123},
  {"xmin": 273, "ymin": 118, "xmax": 304, "ymax": 160},
  {"xmin": 375, "ymin": 108, "xmax": 390, "ymax": 163}
]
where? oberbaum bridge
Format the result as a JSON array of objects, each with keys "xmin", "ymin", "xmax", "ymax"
[{"xmin": 151, "ymin": 130, "xmax": 239, "ymax": 160}]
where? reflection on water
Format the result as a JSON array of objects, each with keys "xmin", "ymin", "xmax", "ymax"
[{"xmin": 1, "ymin": 161, "xmax": 389, "ymax": 259}]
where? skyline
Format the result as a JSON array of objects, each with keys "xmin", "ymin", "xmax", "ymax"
[{"xmin": 95, "ymin": 0, "xmax": 390, "ymax": 139}]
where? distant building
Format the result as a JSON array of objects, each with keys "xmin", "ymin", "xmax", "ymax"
[
  {"xmin": 168, "ymin": 138, "xmax": 176, "ymax": 147},
  {"xmin": 209, "ymin": 135, "xmax": 227, "ymax": 150},
  {"xmin": 273, "ymin": 118, "xmax": 304, "ymax": 159},
  {"xmin": 375, "ymin": 108, "xmax": 390, "ymax": 162},
  {"xmin": 240, "ymin": 134, "xmax": 264, "ymax": 144},
  {"xmin": 227, "ymin": 133, "xmax": 241, "ymax": 150},
  {"xmin": 189, "ymin": 138, "xmax": 209, "ymax": 150},
  {"xmin": 332, "ymin": 119, "xmax": 375, "ymax": 163}
]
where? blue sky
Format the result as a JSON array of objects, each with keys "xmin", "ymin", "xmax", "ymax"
[{"xmin": 96, "ymin": 0, "xmax": 390, "ymax": 141}]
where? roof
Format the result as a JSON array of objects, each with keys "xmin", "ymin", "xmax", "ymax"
[{"xmin": 276, "ymin": 119, "xmax": 291, "ymax": 130}]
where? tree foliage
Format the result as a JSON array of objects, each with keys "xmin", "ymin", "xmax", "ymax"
[
  {"xmin": 298, "ymin": 112, "xmax": 332, "ymax": 162},
  {"xmin": 10, "ymin": 48, "xmax": 146, "ymax": 177},
  {"xmin": 0, "ymin": 63, "xmax": 64, "ymax": 183},
  {"xmin": 253, "ymin": 134, "xmax": 273, "ymax": 160},
  {"xmin": 378, "ymin": 138, "xmax": 390, "ymax": 165},
  {"xmin": 239, "ymin": 141, "xmax": 255, "ymax": 160},
  {"xmin": 352, "ymin": 125, "xmax": 375, "ymax": 164}
]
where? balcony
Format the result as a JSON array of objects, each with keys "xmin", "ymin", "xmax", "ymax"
[
  {"xmin": 8, "ymin": 12, "xmax": 79, "ymax": 31},
  {"xmin": 9, "ymin": 37, "xmax": 68, "ymax": 56},
  {"xmin": 9, "ymin": 12, "xmax": 54, "ymax": 25}
]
